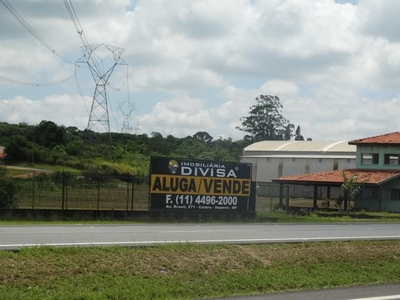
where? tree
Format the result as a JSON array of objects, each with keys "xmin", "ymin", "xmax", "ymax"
[
  {"xmin": 237, "ymin": 95, "xmax": 293, "ymax": 141},
  {"xmin": 148, "ymin": 132, "xmax": 171, "ymax": 155},
  {"xmin": 65, "ymin": 140, "xmax": 84, "ymax": 156},
  {"xmin": 172, "ymin": 138, "xmax": 210, "ymax": 159},
  {"xmin": 341, "ymin": 172, "xmax": 361, "ymax": 211},
  {"xmin": 193, "ymin": 131, "xmax": 213, "ymax": 146},
  {"xmin": 284, "ymin": 124, "xmax": 295, "ymax": 140},
  {"xmin": 295, "ymin": 125, "xmax": 304, "ymax": 141},
  {"xmin": 34, "ymin": 120, "xmax": 67, "ymax": 149},
  {"xmin": 4, "ymin": 135, "xmax": 29, "ymax": 162}
]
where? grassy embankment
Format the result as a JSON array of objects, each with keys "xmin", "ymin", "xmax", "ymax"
[
  {"xmin": 0, "ymin": 241, "xmax": 400, "ymax": 300},
  {"xmin": 1, "ymin": 164, "xmax": 400, "ymax": 298}
]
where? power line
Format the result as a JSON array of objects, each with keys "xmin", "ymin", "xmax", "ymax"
[
  {"xmin": 0, "ymin": 74, "xmax": 75, "ymax": 87},
  {"xmin": 73, "ymin": 64, "xmax": 90, "ymax": 115},
  {"xmin": 0, "ymin": 0, "xmax": 74, "ymax": 65},
  {"xmin": 63, "ymin": 0, "xmax": 90, "ymax": 49},
  {"xmin": 63, "ymin": 0, "xmax": 104, "ymax": 77}
]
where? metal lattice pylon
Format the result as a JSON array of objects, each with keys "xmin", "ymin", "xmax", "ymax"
[
  {"xmin": 77, "ymin": 44, "xmax": 126, "ymax": 136},
  {"xmin": 118, "ymin": 101, "xmax": 136, "ymax": 134}
]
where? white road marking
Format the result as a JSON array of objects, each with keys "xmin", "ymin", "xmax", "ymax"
[
  {"xmin": 1, "ymin": 235, "xmax": 400, "ymax": 250},
  {"xmin": 349, "ymin": 295, "xmax": 400, "ymax": 300},
  {"xmin": 162, "ymin": 229, "xmax": 254, "ymax": 233}
]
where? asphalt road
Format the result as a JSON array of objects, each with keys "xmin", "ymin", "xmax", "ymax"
[
  {"xmin": 209, "ymin": 284, "xmax": 400, "ymax": 300},
  {"xmin": 1, "ymin": 222, "xmax": 400, "ymax": 250},
  {"xmin": 1, "ymin": 223, "xmax": 399, "ymax": 299}
]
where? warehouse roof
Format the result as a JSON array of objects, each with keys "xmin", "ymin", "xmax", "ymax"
[{"xmin": 243, "ymin": 141, "xmax": 355, "ymax": 154}]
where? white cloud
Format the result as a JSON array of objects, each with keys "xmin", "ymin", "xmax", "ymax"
[
  {"xmin": 2, "ymin": 0, "xmax": 400, "ymax": 144},
  {"xmin": 359, "ymin": 0, "xmax": 400, "ymax": 42},
  {"xmin": 259, "ymin": 80, "xmax": 299, "ymax": 97},
  {"xmin": 136, "ymin": 96, "xmax": 215, "ymax": 137},
  {"xmin": 0, "ymin": 95, "xmax": 89, "ymax": 129}
]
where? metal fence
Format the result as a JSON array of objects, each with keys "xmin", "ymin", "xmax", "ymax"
[
  {"xmin": 1, "ymin": 170, "xmax": 355, "ymax": 213},
  {"xmin": 255, "ymin": 182, "xmax": 351, "ymax": 212},
  {"xmin": 255, "ymin": 182, "xmax": 289, "ymax": 213},
  {"xmin": 3, "ymin": 171, "xmax": 150, "ymax": 211}
]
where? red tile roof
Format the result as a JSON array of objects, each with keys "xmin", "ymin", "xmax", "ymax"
[
  {"xmin": 349, "ymin": 132, "xmax": 400, "ymax": 145},
  {"xmin": 273, "ymin": 169, "xmax": 400, "ymax": 186}
]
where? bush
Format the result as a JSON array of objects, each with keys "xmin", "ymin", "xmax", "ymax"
[
  {"xmin": 273, "ymin": 203, "xmax": 287, "ymax": 212},
  {"xmin": 0, "ymin": 178, "xmax": 16, "ymax": 209}
]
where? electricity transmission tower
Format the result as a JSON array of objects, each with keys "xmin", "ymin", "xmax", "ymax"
[
  {"xmin": 77, "ymin": 44, "xmax": 126, "ymax": 136},
  {"xmin": 118, "ymin": 101, "xmax": 137, "ymax": 134},
  {"xmin": 64, "ymin": 1, "xmax": 128, "ymax": 139}
]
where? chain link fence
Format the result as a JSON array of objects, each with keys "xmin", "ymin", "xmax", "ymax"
[
  {"xmin": 1, "ymin": 171, "xmax": 150, "ymax": 211},
  {"xmin": 1, "ymin": 170, "xmax": 350, "ymax": 213},
  {"xmin": 255, "ymin": 182, "xmax": 289, "ymax": 213}
]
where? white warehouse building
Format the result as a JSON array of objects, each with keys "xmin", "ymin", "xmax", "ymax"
[{"xmin": 240, "ymin": 141, "xmax": 356, "ymax": 183}]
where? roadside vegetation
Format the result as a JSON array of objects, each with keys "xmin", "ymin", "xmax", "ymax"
[
  {"xmin": 1, "ymin": 211, "xmax": 400, "ymax": 225},
  {"xmin": 0, "ymin": 102, "xmax": 399, "ymax": 300},
  {"xmin": 0, "ymin": 121, "xmax": 250, "ymax": 177},
  {"xmin": 0, "ymin": 241, "xmax": 399, "ymax": 300},
  {"xmin": 258, "ymin": 211, "xmax": 400, "ymax": 223},
  {"xmin": 0, "ymin": 96, "xmax": 308, "ymax": 177}
]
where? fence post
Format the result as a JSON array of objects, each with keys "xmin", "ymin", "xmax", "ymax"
[
  {"xmin": 65, "ymin": 173, "xmax": 69, "ymax": 210},
  {"xmin": 61, "ymin": 172, "xmax": 66, "ymax": 210},
  {"xmin": 126, "ymin": 179, "xmax": 129, "ymax": 211},
  {"xmin": 249, "ymin": 182, "xmax": 257, "ymax": 212},
  {"xmin": 97, "ymin": 180, "xmax": 100, "ymax": 210},
  {"xmin": 285, "ymin": 185, "xmax": 290, "ymax": 214},
  {"xmin": 279, "ymin": 184, "xmax": 284, "ymax": 206},
  {"xmin": 31, "ymin": 177, "xmax": 35, "ymax": 209},
  {"xmin": 131, "ymin": 180, "xmax": 135, "ymax": 211},
  {"xmin": 313, "ymin": 185, "xmax": 318, "ymax": 210}
]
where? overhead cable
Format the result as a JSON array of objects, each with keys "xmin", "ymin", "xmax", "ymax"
[
  {"xmin": 0, "ymin": 0, "xmax": 74, "ymax": 65},
  {"xmin": 63, "ymin": 0, "xmax": 90, "ymax": 49},
  {"xmin": 63, "ymin": 0, "xmax": 103, "ymax": 77},
  {"xmin": 0, "ymin": 74, "xmax": 75, "ymax": 87}
]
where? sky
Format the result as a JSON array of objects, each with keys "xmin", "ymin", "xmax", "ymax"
[{"xmin": 1, "ymin": 0, "xmax": 400, "ymax": 142}]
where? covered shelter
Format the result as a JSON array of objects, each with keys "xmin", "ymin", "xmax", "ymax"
[
  {"xmin": 272, "ymin": 169, "xmax": 400, "ymax": 211},
  {"xmin": 272, "ymin": 131, "xmax": 400, "ymax": 212}
]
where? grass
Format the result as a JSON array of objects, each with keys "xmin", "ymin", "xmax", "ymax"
[
  {"xmin": 0, "ymin": 210, "xmax": 399, "ymax": 225},
  {"xmin": 0, "ymin": 241, "xmax": 399, "ymax": 299},
  {"xmin": 256, "ymin": 211, "xmax": 400, "ymax": 223}
]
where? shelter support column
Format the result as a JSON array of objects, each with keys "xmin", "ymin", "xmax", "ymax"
[
  {"xmin": 313, "ymin": 185, "xmax": 318, "ymax": 210},
  {"xmin": 327, "ymin": 186, "xmax": 331, "ymax": 209}
]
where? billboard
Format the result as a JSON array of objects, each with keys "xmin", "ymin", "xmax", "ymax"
[{"xmin": 150, "ymin": 157, "xmax": 252, "ymax": 211}]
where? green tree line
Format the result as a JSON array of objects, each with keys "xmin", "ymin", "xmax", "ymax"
[
  {"xmin": 0, "ymin": 121, "xmax": 251, "ymax": 176},
  {"xmin": 0, "ymin": 95, "xmax": 305, "ymax": 176}
]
